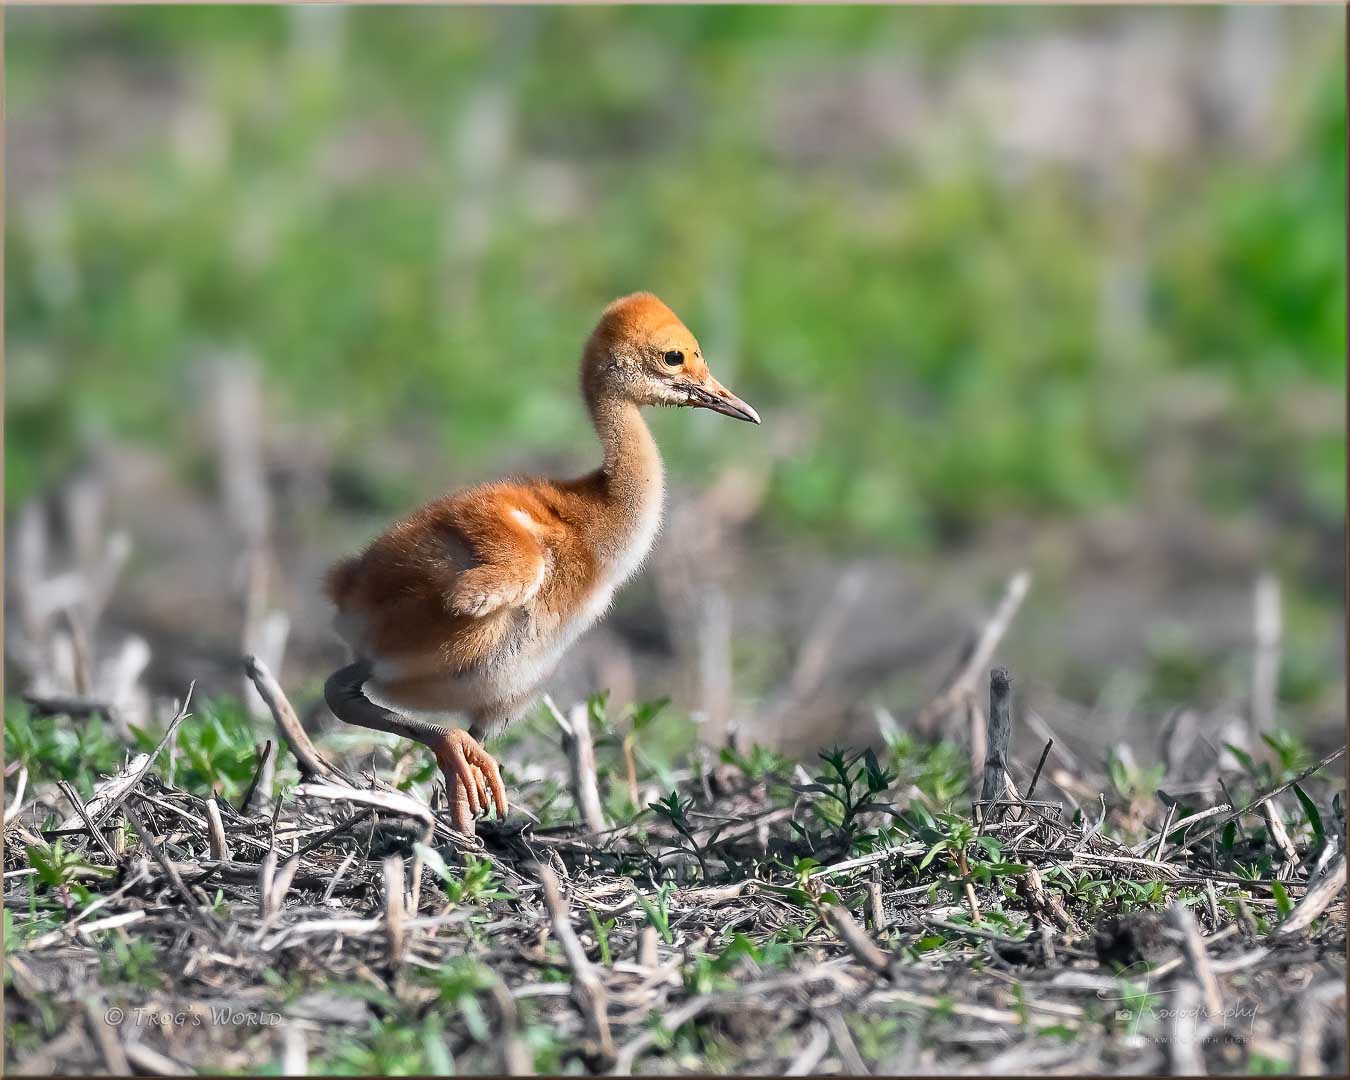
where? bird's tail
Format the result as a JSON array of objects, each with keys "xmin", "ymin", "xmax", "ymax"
[{"xmin": 323, "ymin": 556, "xmax": 361, "ymax": 610}]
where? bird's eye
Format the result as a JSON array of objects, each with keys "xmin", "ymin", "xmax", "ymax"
[{"xmin": 663, "ymin": 350, "xmax": 684, "ymax": 367}]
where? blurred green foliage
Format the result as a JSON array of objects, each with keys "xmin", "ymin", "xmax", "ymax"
[
  {"xmin": 131, "ymin": 698, "xmax": 266, "ymax": 804},
  {"xmin": 4, "ymin": 696, "xmax": 276, "ymax": 805},
  {"xmin": 4, "ymin": 705, "xmax": 123, "ymax": 799},
  {"xmin": 6, "ymin": 6, "xmax": 1344, "ymax": 554}
]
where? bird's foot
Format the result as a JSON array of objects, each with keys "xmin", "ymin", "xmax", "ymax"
[{"xmin": 433, "ymin": 729, "xmax": 508, "ymax": 835}]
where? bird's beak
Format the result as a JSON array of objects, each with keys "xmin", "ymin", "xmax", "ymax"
[{"xmin": 683, "ymin": 375, "xmax": 761, "ymax": 424}]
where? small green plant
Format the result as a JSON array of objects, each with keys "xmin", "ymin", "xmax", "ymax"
[
  {"xmin": 1223, "ymin": 728, "xmax": 1315, "ymax": 797},
  {"xmin": 918, "ymin": 815, "xmax": 977, "ymax": 871},
  {"xmin": 1293, "ymin": 783, "xmax": 1325, "ymax": 847},
  {"xmin": 635, "ymin": 881, "xmax": 676, "ymax": 945},
  {"xmin": 913, "ymin": 816, "xmax": 1028, "ymax": 913},
  {"xmin": 621, "ymin": 696, "xmax": 672, "ymax": 788},
  {"xmin": 1106, "ymin": 747, "xmax": 1165, "ymax": 805},
  {"xmin": 3, "ymin": 908, "xmax": 63, "ymax": 956},
  {"xmin": 586, "ymin": 907, "xmax": 615, "ymax": 966},
  {"xmin": 2, "ymin": 989, "xmax": 64, "ymax": 1060},
  {"xmin": 1270, "ymin": 880, "xmax": 1293, "ymax": 919},
  {"xmin": 591, "ymin": 693, "xmax": 685, "ymax": 819},
  {"xmin": 916, "ymin": 816, "xmax": 980, "ymax": 910},
  {"xmin": 684, "ymin": 952, "xmax": 734, "ymax": 995},
  {"xmin": 96, "ymin": 934, "xmax": 164, "ymax": 991},
  {"xmin": 25, "ymin": 840, "xmax": 112, "ymax": 910},
  {"xmin": 684, "ymin": 934, "xmax": 789, "ymax": 994},
  {"xmin": 1111, "ymin": 973, "xmax": 1163, "ymax": 1037},
  {"xmin": 132, "ymin": 699, "xmax": 260, "ymax": 803},
  {"xmin": 317, "ymin": 1015, "xmax": 453, "ymax": 1076},
  {"xmin": 647, "ymin": 792, "xmax": 711, "ymax": 877},
  {"xmin": 759, "ymin": 856, "xmax": 844, "ymax": 920},
  {"xmin": 1046, "ymin": 868, "xmax": 1165, "ymax": 915},
  {"xmin": 522, "ymin": 775, "xmax": 569, "ymax": 828},
  {"xmin": 425, "ymin": 957, "xmax": 497, "ymax": 1043},
  {"xmin": 517, "ymin": 1001, "xmax": 569, "ymax": 1074},
  {"xmin": 1246, "ymin": 1051, "xmax": 1293, "ymax": 1075},
  {"xmin": 850, "ymin": 1013, "xmax": 903, "ymax": 1061},
  {"xmin": 772, "ymin": 923, "xmax": 808, "ymax": 946},
  {"xmin": 720, "ymin": 742, "xmax": 792, "ymax": 782},
  {"xmin": 883, "ymin": 729, "xmax": 969, "ymax": 807},
  {"xmin": 794, "ymin": 746, "xmax": 898, "ymax": 849},
  {"xmin": 1262, "ymin": 729, "xmax": 1313, "ymax": 775},
  {"xmin": 416, "ymin": 847, "xmax": 512, "ymax": 906}
]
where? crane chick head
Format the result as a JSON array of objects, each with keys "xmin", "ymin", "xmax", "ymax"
[{"xmin": 582, "ymin": 292, "xmax": 760, "ymax": 424}]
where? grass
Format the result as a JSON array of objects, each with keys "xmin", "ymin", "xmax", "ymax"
[
  {"xmin": 5, "ymin": 6, "xmax": 1344, "ymax": 562},
  {"xmin": 4, "ymin": 678, "xmax": 1344, "ymax": 1074}
]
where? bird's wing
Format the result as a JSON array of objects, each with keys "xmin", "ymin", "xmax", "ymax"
[
  {"xmin": 448, "ymin": 548, "xmax": 548, "ymax": 618},
  {"xmin": 446, "ymin": 492, "xmax": 552, "ymax": 619}
]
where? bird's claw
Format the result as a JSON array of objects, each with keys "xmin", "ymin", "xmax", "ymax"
[{"xmin": 436, "ymin": 730, "xmax": 508, "ymax": 835}]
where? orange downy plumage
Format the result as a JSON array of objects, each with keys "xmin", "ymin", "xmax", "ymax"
[{"xmin": 323, "ymin": 292, "xmax": 759, "ymax": 833}]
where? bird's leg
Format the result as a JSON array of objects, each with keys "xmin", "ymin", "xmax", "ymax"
[
  {"xmin": 325, "ymin": 661, "xmax": 507, "ymax": 834},
  {"xmin": 431, "ymin": 729, "xmax": 508, "ymax": 835}
]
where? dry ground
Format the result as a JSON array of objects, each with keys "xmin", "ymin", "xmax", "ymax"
[{"xmin": 4, "ymin": 661, "xmax": 1345, "ymax": 1076}]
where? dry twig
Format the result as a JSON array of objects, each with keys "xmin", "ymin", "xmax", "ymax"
[
  {"xmin": 917, "ymin": 570, "xmax": 1030, "ymax": 733},
  {"xmin": 543, "ymin": 695, "xmax": 607, "ymax": 834},
  {"xmin": 1177, "ymin": 746, "xmax": 1346, "ymax": 854},
  {"xmin": 820, "ymin": 901, "xmax": 891, "ymax": 975},
  {"xmin": 535, "ymin": 860, "xmax": 614, "ymax": 1059},
  {"xmin": 1273, "ymin": 853, "xmax": 1345, "ymax": 939},
  {"xmin": 245, "ymin": 655, "xmax": 351, "ymax": 785},
  {"xmin": 1167, "ymin": 901, "xmax": 1223, "ymax": 1020}
]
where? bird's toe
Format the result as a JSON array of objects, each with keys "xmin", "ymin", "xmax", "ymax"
[{"xmin": 449, "ymin": 775, "xmax": 477, "ymax": 835}]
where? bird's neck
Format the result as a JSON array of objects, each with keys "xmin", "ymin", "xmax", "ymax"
[{"xmin": 585, "ymin": 392, "xmax": 665, "ymax": 552}]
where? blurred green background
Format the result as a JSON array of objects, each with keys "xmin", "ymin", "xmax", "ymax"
[
  {"xmin": 9, "ymin": 4, "xmax": 1344, "ymax": 536},
  {"xmin": 5, "ymin": 5, "xmax": 1346, "ymax": 750}
]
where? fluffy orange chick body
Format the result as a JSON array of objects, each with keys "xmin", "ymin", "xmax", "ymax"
[
  {"xmin": 326, "ymin": 471, "xmax": 656, "ymax": 722},
  {"xmin": 323, "ymin": 293, "xmax": 759, "ymax": 833}
]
